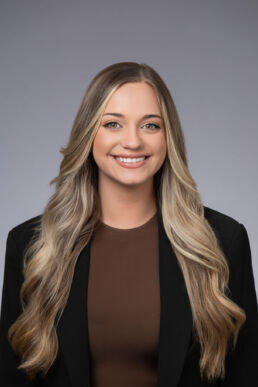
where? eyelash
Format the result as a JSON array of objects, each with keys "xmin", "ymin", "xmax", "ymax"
[{"xmin": 103, "ymin": 121, "xmax": 160, "ymax": 130}]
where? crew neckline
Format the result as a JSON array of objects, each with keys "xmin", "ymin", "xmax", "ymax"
[{"xmin": 100, "ymin": 211, "xmax": 157, "ymax": 231}]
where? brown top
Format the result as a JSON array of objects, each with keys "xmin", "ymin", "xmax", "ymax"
[{"xmin": 87, "ymin": 211, "xmax": 160, "ymax": 387}]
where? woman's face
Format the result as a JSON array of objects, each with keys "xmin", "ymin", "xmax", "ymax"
[{"xmin": 92, "ymin": 81, "xmax": 167, "ymax": 188}]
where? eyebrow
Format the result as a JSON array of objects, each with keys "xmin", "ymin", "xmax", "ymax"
[{"xmin": 103, "ymin": 112, "xmax": 163, "ymax": 120}]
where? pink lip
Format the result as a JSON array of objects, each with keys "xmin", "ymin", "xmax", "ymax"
[
  {"xmin": 111, "ymin": 155, "xmax": 149, "ymax": 169},
  {"xmin": 112, "ymin": 154, "xmax": 149, "ymax": 158}
]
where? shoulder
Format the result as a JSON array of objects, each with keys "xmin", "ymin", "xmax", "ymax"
[
  {"xmin": 203, "ymin": 206, "xmax": 253, "ymax": 285},
  {"xmin": 203, "ymin": 205, "xmax": 240, "ymax": 231},
  {"xmin": 3, "ymin": 214, "xmax": 42, "ymax": 273},
  {"xmin": 203, "ymin": 205, "xmax": 242, "ymax": 255},
  {"xmin": 7, "ymin": 214, "xmax": 42, "ymax": 251}
]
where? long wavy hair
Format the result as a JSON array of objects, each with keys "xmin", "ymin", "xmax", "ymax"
[{"xmin": 8, "ymin": 62, "xmax": 246, "ymax": 383}]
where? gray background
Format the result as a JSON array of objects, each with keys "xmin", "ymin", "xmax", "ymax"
[{"xmin": 1, "ymin": 0, "xmax": 257, "ymax": 297}]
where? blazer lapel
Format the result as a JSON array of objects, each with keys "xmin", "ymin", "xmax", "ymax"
[
  {"xmin": 156, "ymin": 208, "xmax": 193, "ymax": 386},
  {"xmin": 57, "ymin": 208, "xmax": 193, "ymax": 387}
]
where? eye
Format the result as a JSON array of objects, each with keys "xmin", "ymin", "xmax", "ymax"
[
  {"xmin": 103, "ymin": 121, "xmax": 120, "ymax": 128},
  {"xmin": 103, "ymin": 121, "xmax": 161, "ymax": 130},
  {"xmin": 143, "ymin": 123, "xmax": 160, "ymax": 130}
]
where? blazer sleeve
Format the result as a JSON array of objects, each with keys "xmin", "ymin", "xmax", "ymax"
[
  {"xmin": 223, "ymin": 223, "xmax": 258, "ymax": 385},
  {"xmin": 0, "ymin": 229, "xmax": 37, "ymax": 386}
]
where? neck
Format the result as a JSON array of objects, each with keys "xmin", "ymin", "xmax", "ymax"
[{"xmin": 98, "ymin": 175, "xmax": 157, "ymax": 229}]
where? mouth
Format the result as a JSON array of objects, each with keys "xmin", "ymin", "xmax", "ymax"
[
  {"xmin": 111, "ymin": 155, "xmax": 150, "ymax": 159},
  {"xmin": 110, "ymin": 155, "xmax": 150, "ymax": 168}
]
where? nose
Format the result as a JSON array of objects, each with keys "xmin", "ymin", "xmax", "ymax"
[{"xmin": 121, "ymin": 126, "xmax": 143, "ymax": 148}]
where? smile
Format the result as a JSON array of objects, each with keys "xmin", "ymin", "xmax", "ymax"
[{"xmin": 111, "ymin": 155, "xmax": 150, "ymax": 168}]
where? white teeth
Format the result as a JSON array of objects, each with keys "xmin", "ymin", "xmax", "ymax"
[{"xmin": 115, "ymin": 156, "xmax": 146, "ymax": 163}]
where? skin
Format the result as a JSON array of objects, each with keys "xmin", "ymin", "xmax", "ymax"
[{"xmin": 92, "ymin": 81, "xmax": 167, "ymax": 229}]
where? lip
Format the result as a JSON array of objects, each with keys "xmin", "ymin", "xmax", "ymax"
[
  {"xmin": 111, "ymin": 155, "xmax": 150, "ymax": 168},
  {"xmin": 111, "ymin": 154, "xmax": 149, "ymax": 158}
]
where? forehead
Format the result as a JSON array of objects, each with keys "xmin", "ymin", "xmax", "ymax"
[{"xmin": 103, "ymin": 82, "xmax": 161, "ymax": 115}]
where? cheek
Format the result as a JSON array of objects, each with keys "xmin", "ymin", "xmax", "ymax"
[
  {"xmin": 154, "ymin": 136, "xmax": 167, "ymax": 159},
  {"xmin": 92, "ymin": 129, "xmax": 111, "ymax": 156}
]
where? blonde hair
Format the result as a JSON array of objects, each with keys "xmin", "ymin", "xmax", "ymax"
[{"xmin": 8, "ymin": 62, "xmax": 246, "ymax": 383}]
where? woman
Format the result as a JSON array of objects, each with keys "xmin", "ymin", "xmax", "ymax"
[{"xmin": 0, "ymin": 62, "xmax": 257, "ymax": 387}]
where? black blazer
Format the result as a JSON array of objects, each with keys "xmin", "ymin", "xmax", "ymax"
[{"xmin": 0, "ymin": 205, "xmax": 258, "ymax": 387}]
